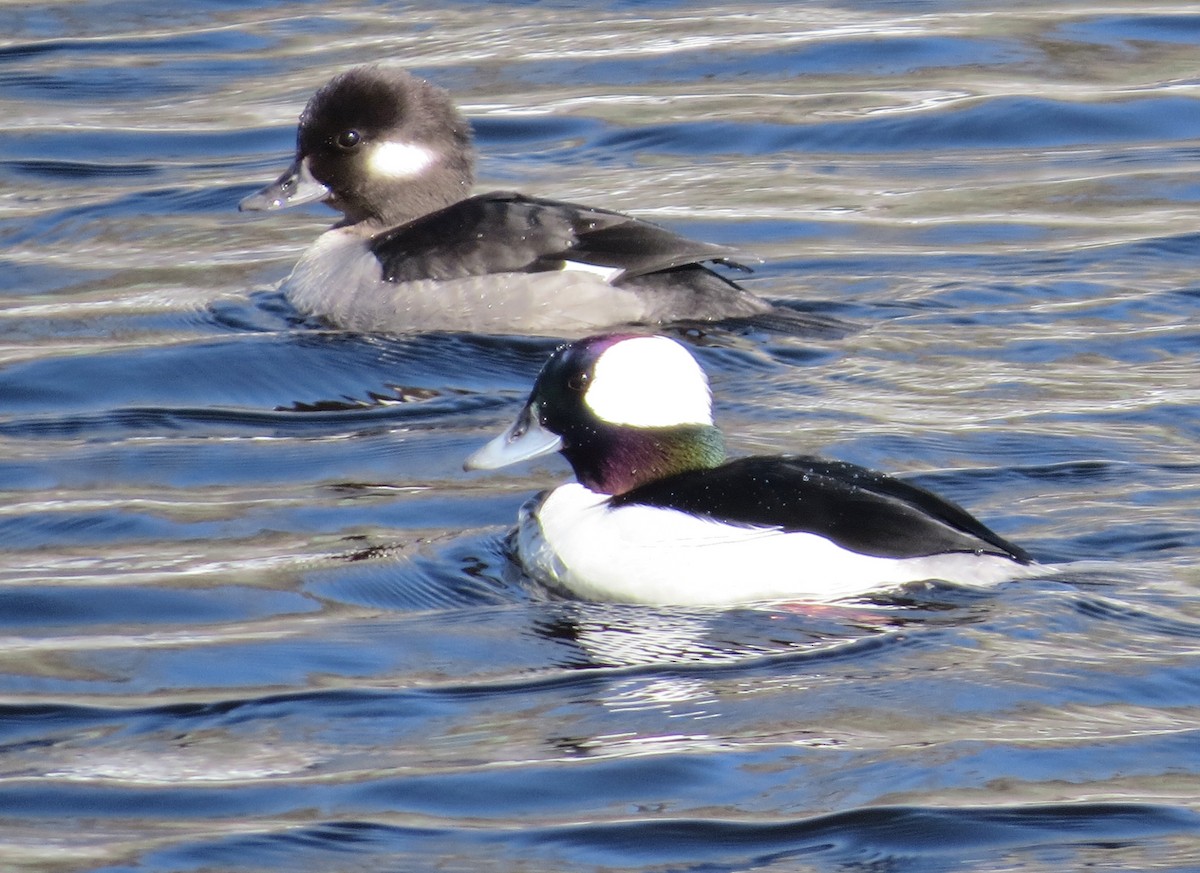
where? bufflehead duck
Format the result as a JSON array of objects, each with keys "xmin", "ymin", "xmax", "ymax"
[
  {"xmin": 465, "ymin": 334, "xmax": 1038, "ymax": 605},
  {"xmin": 239, "ymin": 64, "xmax": 782, "ymax": 335}
]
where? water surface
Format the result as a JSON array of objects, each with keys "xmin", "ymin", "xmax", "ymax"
[{"xmin": 2, "ymin": 2, "xmax": 1200, "ymax": 870}]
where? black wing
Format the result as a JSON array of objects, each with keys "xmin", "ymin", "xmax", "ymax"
[
  {"xmin": 611, "ymin": 455, "xmax": 1031, "ymax": 562},
  {"xmin": 369, "ymin": 191, "xmax": 757, "ymax": 283}
]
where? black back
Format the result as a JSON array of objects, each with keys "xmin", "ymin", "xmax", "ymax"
[
  {"xmin": 611, "ymin": 455, "xmax": 1031, "ymax": 562},
  {"xmin": 369, "ymin": 191, "xmax": 753, "ymax": 283}
]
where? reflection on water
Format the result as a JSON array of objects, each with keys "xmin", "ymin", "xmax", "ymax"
[{"xmin": 2, "ymin": 1, "xmax": 1200, "ymax": 870}]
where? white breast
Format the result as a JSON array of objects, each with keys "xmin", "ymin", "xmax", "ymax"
[{"xmin": 517, "ymin": 483, "xmax": 1039, "ymax": 606}]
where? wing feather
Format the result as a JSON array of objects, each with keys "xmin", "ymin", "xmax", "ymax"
[
  {"xmin": 369, "ymin": 191, "xmax": 756, "ymax": 283},
  {"xmin": 611, "ymin": 456, "xmax": 1031, "ymax": 562}
]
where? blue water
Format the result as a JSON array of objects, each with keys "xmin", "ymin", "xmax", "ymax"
[{"xmin": 2, "ymin": 2, "xmax": 1200, "ymax": 870}]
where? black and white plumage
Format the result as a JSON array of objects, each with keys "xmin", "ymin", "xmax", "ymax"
[
  {"xmin": 465, "ymin": 334, "xmax": 1038, "ymax": 605},
  {"xmin": 239, "ymin": 64, "xmax": 778, "ymax": 334}
]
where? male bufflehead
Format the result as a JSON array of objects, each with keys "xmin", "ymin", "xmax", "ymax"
[
  {"xmin": 239, "ymin": 64, "xmax": 782, "ymax": 335},
  {"xmin": 465, "ymin": 334, "xmax": 1038, "ymax": 605}
]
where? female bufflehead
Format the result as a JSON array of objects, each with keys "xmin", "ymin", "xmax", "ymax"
[
  {"xmin": 465, "ymin": 334, "xmax": 1038, "ymax": 605},
  {"xmin": 239, "ymin": 64, "xmax": 781, "ymax": 335}
]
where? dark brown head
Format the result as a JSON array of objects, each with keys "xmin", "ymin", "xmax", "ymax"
[{"xmin": 240, "ymin": 65, "xmax": 475, "ymax": 229}]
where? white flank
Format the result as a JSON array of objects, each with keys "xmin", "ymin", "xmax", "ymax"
[
  {"xmin": 585, "ymin": 336, "xmax": 712, "ymax": 427},
  {"xmin": 518, "ymin": 484, "xmax": 1040, "ymax": 606},
  {"xmin": 368, "ymin": 141, "xmax": 437, "ymax": 178}
]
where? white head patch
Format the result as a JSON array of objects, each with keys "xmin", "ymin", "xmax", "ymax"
[
  {"xmin": 584, "ymin": 336, "xmax": 713, "ymax": 428},
  {"xmin": 368, "ymin": 141, "xmax": 437, "ymax": 178}
]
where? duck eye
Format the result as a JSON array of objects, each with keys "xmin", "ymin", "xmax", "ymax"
[
  {"xmin": 334, "ymin": 129, "xmax": 362, "ymax": 151},
  {"xmin": 566, "ymin": 372, "xmax": 590, "ymax": 392}
]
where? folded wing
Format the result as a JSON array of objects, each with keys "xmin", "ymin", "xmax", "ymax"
[
  {"xmin": 613, "ymin": 455, "xmax": 1032, "ymax": 562},
  {"xmin": 369, "ymin": 191, "xmax": 756, "ymax": 284}
]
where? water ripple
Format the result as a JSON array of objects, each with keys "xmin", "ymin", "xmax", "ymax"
[{"xmin": 3, "ymin": 2, "xmax": 1200, "ymax": 871}]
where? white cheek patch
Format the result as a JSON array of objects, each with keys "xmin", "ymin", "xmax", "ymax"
[
  {"xmin": 584, "ymin": 336, "xmax": 713, "ymax": 428},
  {"xmin": 368, "ymin": 141, "xmax": 437, "ymax": 178}
]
